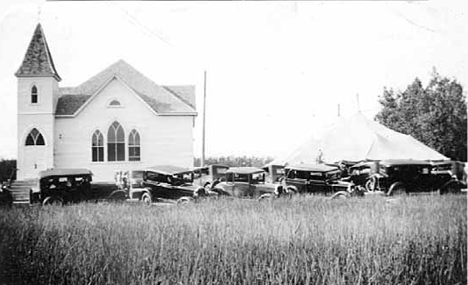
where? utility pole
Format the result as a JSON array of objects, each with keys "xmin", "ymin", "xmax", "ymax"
[
  {"xmin": 201, "ymin": 70, "xmax": 207, "ymax": 166},
  {"xmin": 356, "ymin": 93, "xmax": 361, "ymax": 113}
]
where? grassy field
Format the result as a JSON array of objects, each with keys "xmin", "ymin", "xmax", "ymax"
[{"xmin": 0, "ymin": 195, "xmax": 466, "ymax": 285}]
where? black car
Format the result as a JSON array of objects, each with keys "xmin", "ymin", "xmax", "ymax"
[
  {"xmin": 126, "ymin": 165, "xmax": 207, "ymax": 204},
  {"xmin": 284, "ymin": 164, "xmax": 354, "ymax": 195},
  {"xmin": 29, "ymin": 168, "xmax": 120, "ymax": 205},
  {"xmin": 369, "ymin": 159, "xmax": 461, "ymax": 195}
]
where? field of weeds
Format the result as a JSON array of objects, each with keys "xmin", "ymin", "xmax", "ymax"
[{"xmin": 0, "ymin": 195, "xmax": 466, "ymax": 285}]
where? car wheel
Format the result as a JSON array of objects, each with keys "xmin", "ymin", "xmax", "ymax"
[
  {"xmin": 441, "ymin": 182, "xmax": 461, "ymax": 194},
  {"xmin": 42, "ymin": 196, "xmax": 64, "ymax": 206},
  {"xmin": 387, "ymin": 182, "xmax": 406, "ymax": 196},
  {"xmin": 141, "ymin": 192, "xmax": 152, "ymax": 205},
  {"xmin": 330, "ymin": 191, "xmax": 350, "ymax": 200},
  {"xmin": 366, "ymin": 176, "xmax": 377, "ymax": 192}
]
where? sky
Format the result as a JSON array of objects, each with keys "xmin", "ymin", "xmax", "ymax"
[{"xmin": 0, "ymin": 0, "xmax": 467, "ymax": 160}]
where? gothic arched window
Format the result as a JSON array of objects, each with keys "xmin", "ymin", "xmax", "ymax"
[
  {"xmin": 25, "ymin": 128, "xmax": 45, "ymax": 146},
  {"xmin": 31, "ymin": 85, "xmax": 38, "ymax": 104},
  {"xmin": 107, "ymin": 121, "xmax": 125, "ymax": 161},
  {"xmin": 92, "ymin": 130, "xmax": 104, "ymax": 162},
  {"xmin": 128, "ymin": 129, "xmax": 140, "ymax": 161}
]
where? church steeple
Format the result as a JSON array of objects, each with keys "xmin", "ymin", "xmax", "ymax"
[{"xmin": 15, "ymin": 23, "xmax": 61, "ymax": 81}]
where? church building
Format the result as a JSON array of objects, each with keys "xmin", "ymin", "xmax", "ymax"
[{"xmin": 15, "ymin": 23, "xmax": 197, "ymax": 181}]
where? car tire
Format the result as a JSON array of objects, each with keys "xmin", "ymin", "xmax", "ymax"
[
  {"xmin": 440, "ymin": 182, "xmax": 461, "ymax": 195},
  {"xmin": 141, "ymin": 192, "xmax": 152, "ymax": 205},
  {"xmin": 387, "ymin": 182, "xmax": 406, "ymax": 196},
  {"xmin": 42, "ymin": 196, "xmax": 64, "ymax": 206},
  {"xmin": 366, "ymin": 176, "xmax": 377, "ymax": 192}
]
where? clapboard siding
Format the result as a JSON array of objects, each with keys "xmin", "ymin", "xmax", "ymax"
[{"xmin": 54, "ymin": 78, "xmax": 194, "ymax": 181}]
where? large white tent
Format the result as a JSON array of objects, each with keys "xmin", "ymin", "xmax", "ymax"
[{"xmin": 271, "ymin": 113, "xmax": 448, "ymax": 165}]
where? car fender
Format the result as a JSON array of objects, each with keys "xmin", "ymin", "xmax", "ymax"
[
  {"xmin": 286, "ymin": 185, "xmax": 298, "ymax": 194},
  {"xmin": 193, "ymin": 186, "xmax": 207, "ymax": 198},
  {"xmin": 387, "ymin": 182, "xmax": 406, "ymax": 196},
  {"xmin": 210, "ymin": 187, "xmax": 231, "ymax": 196},
  {"xmin": 107, "ymin": 189, "xmax": 128, "ymax": 201}
]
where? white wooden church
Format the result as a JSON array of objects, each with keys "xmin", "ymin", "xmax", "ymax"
[{"xmin": 16, "ymin": 23, "xmax": 197, "ymax": 181}]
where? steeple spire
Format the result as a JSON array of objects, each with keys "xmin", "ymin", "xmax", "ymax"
[{"xmin": 15, "ymin": 23, "xmax": 61, "ymax": 81}]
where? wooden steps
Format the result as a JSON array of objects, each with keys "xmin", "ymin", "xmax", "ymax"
[{"xmin": 8, "ymin": 179, "xmax": 37, "ymax": 204}]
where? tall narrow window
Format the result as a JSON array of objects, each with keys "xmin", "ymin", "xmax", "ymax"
[
  {"xmin": 25, "ymin": 128, "xmax": 45, "ymax": 146},
  {"xmin": 128, "ymin": 129, "xmax": 140, "ymax": 161},
  {"xmin": 31, "ymin": 85, "xmax": 38, "ymax": 104},
  {"xmin": 107, "ymin": 121, "xmax": 125, "ymax": 161},
  {"xmin": 92, "ymin": 130, "xmax": 104, "ymax": 162}
]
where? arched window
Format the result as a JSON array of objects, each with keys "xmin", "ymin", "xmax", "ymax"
[
  {"xmin": 128, "ymin": 129, "xmax": 140, "ymax": 161},
  {"xmin": 108, "ymin": 121, "xmax": 125, "ymax": 161},
  {"xmin": 109, "ymin": 100, "xmax": 121, "ymax": 107},
  {"xmin": 25, "ymin": 128, "xmax": 45, "ymax": 146},
  {"xmin": 31, "ymin": 85, "xmax": 38, "ymax": 104},
  {"xmin": 92, "ymin": 130, "xmax": 104, "ymax": 162}
]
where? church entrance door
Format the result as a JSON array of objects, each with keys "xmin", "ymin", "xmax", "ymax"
[{"xmin": 22, "ymin": 147, "xmax": 47, "ymax": 179}]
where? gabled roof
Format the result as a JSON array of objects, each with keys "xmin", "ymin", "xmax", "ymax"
[
  {"xmin": 15, "ymin": 23, "xmax": 61, "ymax": 81},
  {"xmin": 55, "ymin": 60, "xmax": 197, "ymax": 116}
]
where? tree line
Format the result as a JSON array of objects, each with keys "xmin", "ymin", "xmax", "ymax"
[{"xmin": 375, "ymin": 68, "xmax": 467, "ymax": 161}]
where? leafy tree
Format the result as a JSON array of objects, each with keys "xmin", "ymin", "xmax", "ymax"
[
  {"xmin": 375, "ymin": 69, "xmax": 467, "ymax": 161},
  {"xmin": 0, "ymin": 159, "xmax": 16, "ymax": 183}
]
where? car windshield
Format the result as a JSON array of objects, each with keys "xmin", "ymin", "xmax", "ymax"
[
  {"xmin": 226, "ymin": 173, "xmax": 249, "ymax": 183},
  {"xmin": 288, "ymin": 170, "xmax": 324, "ymax": 180},
  {"xmin": 214, "ymin": 167, "xmax": 227, "ymax": 175},
  {"xmin": 251, "ymin": 172, "xmax": 265, "ymax": 184},
  {"xmin": 173, "ymin": 172, "xmax": 193, "ymax": 184}
]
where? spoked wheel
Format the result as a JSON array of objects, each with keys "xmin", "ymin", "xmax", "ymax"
[
  {"xmin": 141, "ymin": 193, "xmax": 152, "ymax": 205},
  {"xmin": 387, "ymin": 182, "xmax": 406, "ymax": 196},
  {"xmin": 42, "ymin": 196, "xmax": 64, "ymax": 206}
]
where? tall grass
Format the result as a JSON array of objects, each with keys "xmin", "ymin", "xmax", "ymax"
[{"xmin": 0, "ymin": 195, "xmax": 466, "ymax": 285}]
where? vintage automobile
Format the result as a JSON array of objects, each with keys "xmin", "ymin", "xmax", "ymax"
[
  {"xmin": 211, "ymin": 167, "xmax": 284, "ymax": 199},
  {"xmin": 367, "ymin": 159, "xmax": 462, "ymax": 195},
  {"xmin": 193, "ymin": 164, "xmax": 229, "ymax": 188},
  {"xmin": 118, "ymin": 165, "xmax": 208, "ymax": 204},
  {"xmin": 283, "ymin": 164, "xmax": 354, "ymax": 195},
  {"xmin": 431, "ymin": 160, "xmax": 466, "ymax": 188},
  {"xmin": 29, "ymin": 168, "xmax": 122, "ymax": 206}
]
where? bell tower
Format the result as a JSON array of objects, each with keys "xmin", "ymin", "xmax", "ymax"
[{"xmin": 15, "ymin": 23, "xmax": 61, "ymax": 179}]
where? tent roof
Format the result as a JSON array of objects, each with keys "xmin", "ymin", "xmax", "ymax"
[{"xmin": 271, "ymin": 113, "xmax": 448, "ymax": 165}]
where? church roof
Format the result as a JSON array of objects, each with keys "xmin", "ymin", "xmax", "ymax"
[
  {"xmin": 15, "ymin": 23, "xmax": 61, "ymax": 81},
  {"xmin": 55, "ymin": 60, "xmax": 197, "ymax": 116}
]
